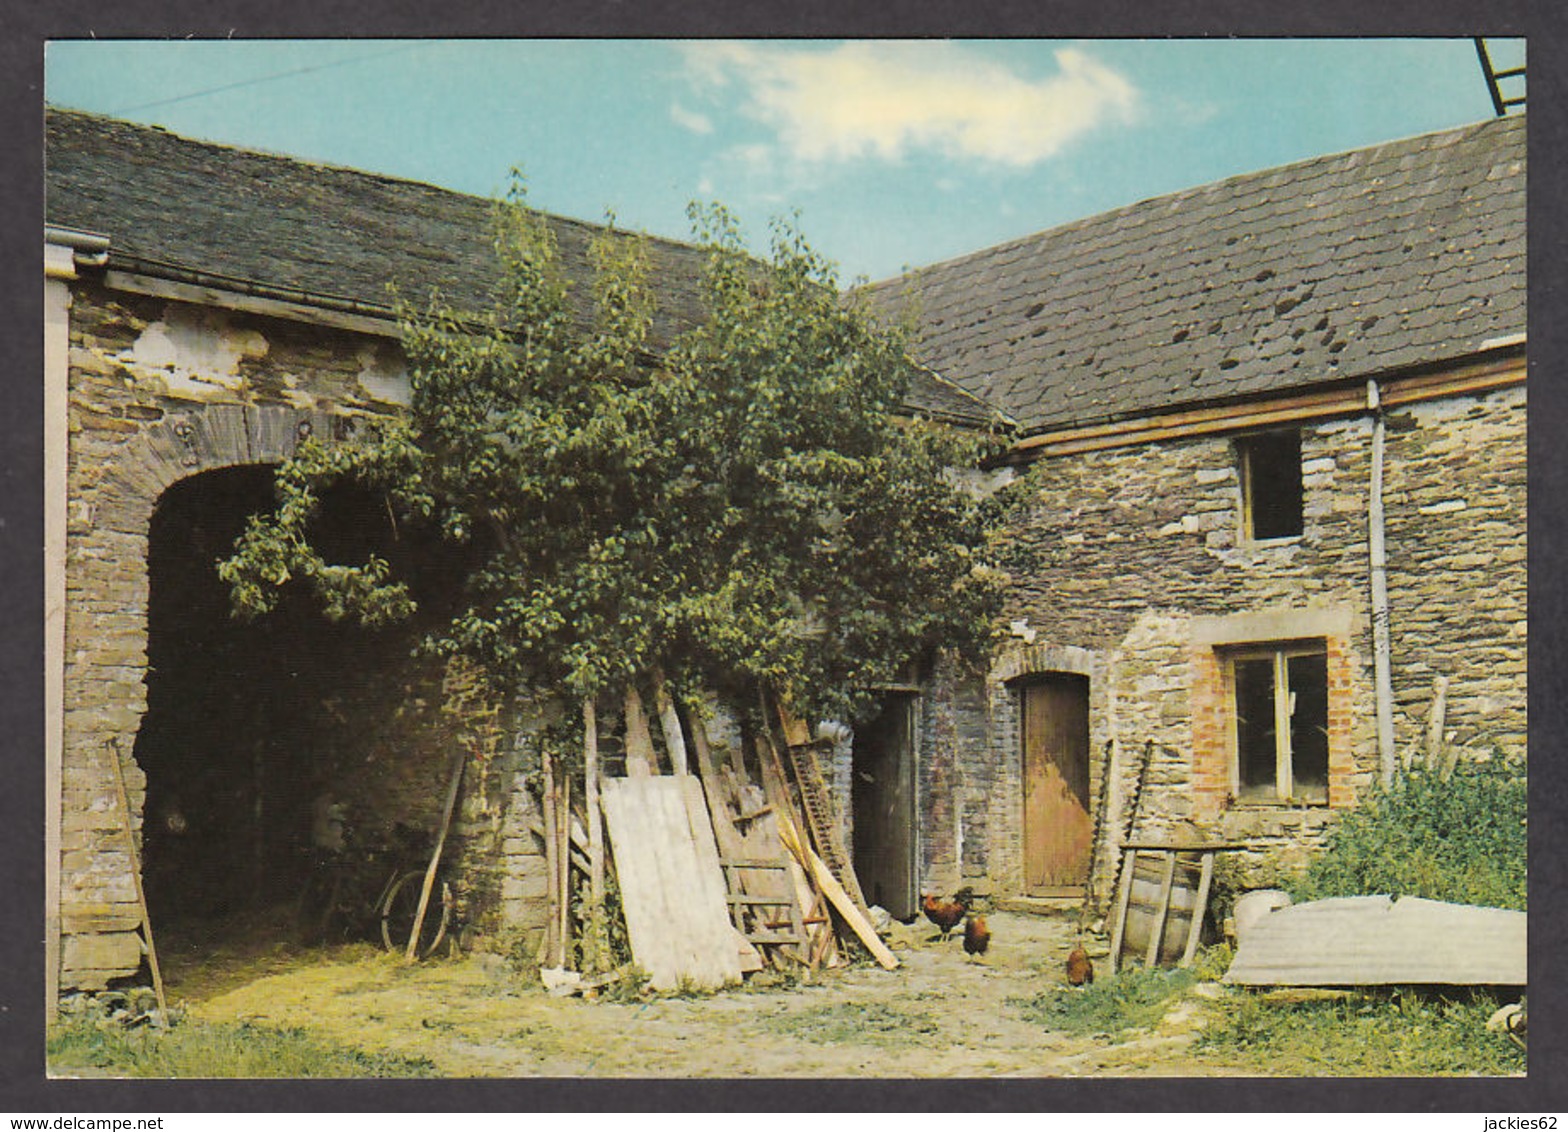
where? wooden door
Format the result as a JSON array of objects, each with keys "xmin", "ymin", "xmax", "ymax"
[
  {"xmin": 1022, "ymin": 675, "xmax": 1093, "ymax": 895},
  {"xmin": 851, "ymin": 695, "xmax": 917, "ymax": 920}
]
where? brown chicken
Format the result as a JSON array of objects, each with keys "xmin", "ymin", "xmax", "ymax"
[
  {"xmin": 1066, "ymin": 944, "xmax": 1094, "ymax": 986},
  {"xmin": 963, "ymin": 914, "xmax": 991, "ymax": 958},
  {"xmin": 921, "ymin": 891, "xmax": 971, "ymax": 941}
]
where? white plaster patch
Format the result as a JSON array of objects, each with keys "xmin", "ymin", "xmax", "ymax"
[
  {"xmin": 356, "ymin": 346, "xmax": 412, "ymax": 406},
  {"xmin": 119, "ymin": 304, "xmax": 269, "ymax": 400}
]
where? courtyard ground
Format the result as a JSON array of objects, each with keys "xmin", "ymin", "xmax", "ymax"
[{"xmin": 116, "ymin": 909, "xmax": 1257, "ymax": 1078}]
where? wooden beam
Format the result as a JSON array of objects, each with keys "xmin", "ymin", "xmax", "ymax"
[
  {"xmin": 1010, "ymin": 354, "xmax": 1526, "ymax": 462},
  {"xmin": 1145, "ymin": 850, "xmax": 1179, "ymax": 969},
  {"xmin": 103, "ymin": 270, "xmax": 402, "ymax": 340}
]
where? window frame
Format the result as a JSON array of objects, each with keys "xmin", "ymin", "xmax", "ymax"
[
  {"xmin": 1224, "ymin": 639, "xmax": 1329, "ymax": 806},
  {"xmin": 1236, "ymin": 428, "xmax": 1305, "ymax": 544}
]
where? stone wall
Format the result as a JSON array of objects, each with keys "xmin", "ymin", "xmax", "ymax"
[
  {"xmin": 911, "ymin": 382, "xmax": 1527, "ymax": 899},
  {"xmin": 55, "ymin": 283, "xmax": 541, "ymax": 988}
]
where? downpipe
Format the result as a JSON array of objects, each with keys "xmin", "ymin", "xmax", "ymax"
[{"xmin": 1367, "ymin": 380, "xmax": 1397, "ymax": 786}]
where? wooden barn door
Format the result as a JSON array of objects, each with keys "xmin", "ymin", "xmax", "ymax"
[
  {"xmin": 1022, "ymin": 674, "xmax": 1093, "ymax": 896},
  {"xmin": 852, "ymin": 694, "xmax": 917, "ymax": 920}
]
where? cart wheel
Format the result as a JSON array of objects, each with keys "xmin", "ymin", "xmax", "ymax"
[{"xmin": 380, "ymin": 871, "xmax": 450, "ymax": 958}]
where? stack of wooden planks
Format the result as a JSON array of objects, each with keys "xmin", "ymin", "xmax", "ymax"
[{"xmin": 545, "ymin": 681, "xmax": 896, "ymax": 992}]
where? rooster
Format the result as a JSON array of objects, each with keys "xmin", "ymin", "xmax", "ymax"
[
  {"xmin": 921, "ymin": 888, "xmax": 973, "ymax": 942},
  {"xmin": 963, "ymin": 914, "xmax": 991, "ymax": 959},
  {"xmin": 1066, "ymin": 944, "xmax": 1094, "ymax": 986}
]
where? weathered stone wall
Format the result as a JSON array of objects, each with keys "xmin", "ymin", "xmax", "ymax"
[
  {"xmin": 912, "ymin": 383, "xmax": 1526, "ymax": 899},
  {"xmin": 56, "ymin": 282, "xmax": 537, "ymax": 988}
]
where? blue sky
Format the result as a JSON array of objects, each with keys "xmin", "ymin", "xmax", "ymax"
[{"xmin": 45, "ymin": 38, "xmax": 1525, "ymax": 283}]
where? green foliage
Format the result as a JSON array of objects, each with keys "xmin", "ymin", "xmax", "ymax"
[
  {"xmin": 1292, "ymin": 752, "xmax": 1526, "ymax": 910},
  {"xmin": 220, "ymin": 183, "xmax": 1003, "ymax": 725},
  {"xmin": 47, "ymin": 1017, "xmax": 436, "ymax": 1078},
  {"xmin": 1197, "ymin": 988, "xmax": 1525, "ymax": 1076},
  {"xmin": 1011, "ymin": 965, "xmax": 1196, "ymax": 1037}
]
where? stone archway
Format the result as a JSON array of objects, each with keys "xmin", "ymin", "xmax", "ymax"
[{"xmin": 56, "ymin": 402, "xmax": 343, "ymax": 990}]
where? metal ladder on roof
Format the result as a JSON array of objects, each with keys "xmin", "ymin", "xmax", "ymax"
[{"xmin": 1475, "ymin": 38, "xmax": 1526, "ymax": 117}]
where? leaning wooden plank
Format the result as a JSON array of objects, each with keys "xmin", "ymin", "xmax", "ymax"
[
  {"xmin": 653, "ymin": 669, "xmax": 689, "ymax": 775},
  {"xmin": 1225, "ymin": 896, "xmax": 1527, "ymax": 986},
  {"xmin": 775, "ymin": 810, "xmax": 898, "ymax": 970},
  {"xmin": 600, "ymin": 776, "xmax": 744, "ymax": 991},
  {"xmin": 678, "ymin": 775, "xmax": 761, "ymax": 972},
  {"xmin": 623, "ymin": 686, "xmax": 656, "ymax": 777}
]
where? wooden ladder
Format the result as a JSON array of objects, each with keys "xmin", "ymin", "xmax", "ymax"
[
  {"xmin": 719, "ymin": 857, "xmax": 809, "ymax": 950},
  {"xmin": 781, "ymin": 737, "xmax": 871, "ymax": 916}
]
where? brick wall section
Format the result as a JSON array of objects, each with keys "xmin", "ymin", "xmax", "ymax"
[{"xmin": 912, "ymin": 381, "xmax": 1526, "ymax": 900}]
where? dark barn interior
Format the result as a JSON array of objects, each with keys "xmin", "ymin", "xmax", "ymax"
[{"xmin": 135, "ymin": 465, "xmax": 468, "ymax": 948}]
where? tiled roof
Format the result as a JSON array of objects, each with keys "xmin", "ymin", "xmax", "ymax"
[
  {"xmin": 45, "ymin": 108, "xmax": 995, "ymax": 427},
  {"xmin": 858, "ymin": 115, "xmax": 1526, "ymax": 435}
]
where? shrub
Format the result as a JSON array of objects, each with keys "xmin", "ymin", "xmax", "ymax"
[{"xmin": 1292, "ymin": 751, "xmax": 1526, "ymax": 910}]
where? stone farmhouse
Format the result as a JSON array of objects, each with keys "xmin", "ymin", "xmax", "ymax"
[{"xmin": 44, "ymin": 107, "xmax": 1524, "ymax": 993}]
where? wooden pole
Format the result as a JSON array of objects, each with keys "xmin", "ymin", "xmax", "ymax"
[
  {"xmin": 652, "ymin": 669, "xmax": 689, "ymax": 776},
  {"xmin": 406, "ymin": 746, "xmax": 466, "ymax": 962},
  {"xmin": 584, "ymin": 698, "xmax": 604, "ymax": 908},
  {"xmin": 106, "ymin": 739, "xmax": 166, "ymax": 1014},
  {"xmin": 623, "ymin": 686, "xmax": 655, "ymax": 777},
  {"xmin": 539, "ymin": 742, "xmax": 560, "ymax": 965},
  {"xmin": 557, "ymin": 769, "xmax": 572, "ymax": 968},
  {"xmin": 1145, "ymin": 850, "xmax": 1178, "ymax": 969}
]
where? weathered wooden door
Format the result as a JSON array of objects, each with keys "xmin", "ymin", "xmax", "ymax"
[
  {"xmin": 851, "ymin": 694, "xmax": 917, "ymax": 920},
  {"xmin": 1022, "ymin": 675, "xmax": 1093, "ymax": 895}
]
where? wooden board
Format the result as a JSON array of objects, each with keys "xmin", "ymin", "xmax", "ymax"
[{"xmin": 600, "ymin": 775, "xmax": 744, "ymax": 990}]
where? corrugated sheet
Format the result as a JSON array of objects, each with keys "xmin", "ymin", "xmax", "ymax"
[{"xmin": 1224, "ymin": 896, "xmax": 1526, "ymax": 986}]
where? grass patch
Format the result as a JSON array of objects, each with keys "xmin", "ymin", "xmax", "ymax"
[
  {"xmin": 1011, "ymin": 965, "xmax": 1197, "ymax": 1037},
  {"xmin": 48, "ymin": 1016, "xmax": 436, "ymax": 1078},
  {"xmin": 1196, "ymin": 987, "xmax": 1524, "ymax": 1077},
  {"xmin": 764, "ymin": 1001, "xmax": 941, "ymax": 1047}
]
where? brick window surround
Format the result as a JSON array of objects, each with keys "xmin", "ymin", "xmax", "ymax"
[{"xmin": 1190, "ymin": 609, "xmax": 1355, "ymax": 819}]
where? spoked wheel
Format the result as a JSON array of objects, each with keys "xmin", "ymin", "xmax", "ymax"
[{"xmin": 380, "ymin": 870, "xmax": 451, "ymax": 958}]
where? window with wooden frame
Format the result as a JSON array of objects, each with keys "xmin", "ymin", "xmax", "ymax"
[
  {"xmin": 1226, "ymin": 641, "xmax": 1329, "ymax": 805},
  {"xmin": 1236, "ymin": 429, "xmax": 1303, "ymax": 541}
]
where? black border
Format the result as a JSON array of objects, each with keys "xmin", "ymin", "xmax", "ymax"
[{"xmin": 6, "ymin": 0, "xmax": 1563, "ymax": 1114}]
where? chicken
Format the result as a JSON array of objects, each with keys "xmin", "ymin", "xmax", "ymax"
[
  {"xmin": 963, "ymin": 914, "xmax": 991, "ymax": 958},
  {"xmin": 921, "ymin": 890, "xmax": 971, "ymax": 941},
  {"xmin": 1066, "ymin": 944, "xmax": 1094, "ymax": 986}
]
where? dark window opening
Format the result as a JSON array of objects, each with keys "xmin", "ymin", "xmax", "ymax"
[
  {"xmin": 1228, "ymin": 642, "xmax": 1329, "ymax": 804},
  {"xmin": 1239, "ymin": 429, "xmax": 1304, "ymax": 540}
]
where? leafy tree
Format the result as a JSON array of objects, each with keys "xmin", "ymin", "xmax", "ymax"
[{"xmin": 219, "ymin": 184, "xmax": 1004, "ymax": 729}]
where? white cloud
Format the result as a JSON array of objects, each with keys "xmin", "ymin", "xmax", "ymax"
[
  {"xmin": 681, "ymin": 41, "xmax": 1139, "ymax": 168},
  {"xmin": 670, "ymin": 102, "xmax": 714, "ymax": 134}
]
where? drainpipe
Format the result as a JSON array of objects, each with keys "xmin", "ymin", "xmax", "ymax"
[{"xmin": 1367, "ymin": 380, "xmax": 1397, "ymax": 786}]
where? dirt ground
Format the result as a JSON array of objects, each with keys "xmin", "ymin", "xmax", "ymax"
[{"xmin": 156, "ymin": 910, "xmax": 1260, "ymax": 1078}]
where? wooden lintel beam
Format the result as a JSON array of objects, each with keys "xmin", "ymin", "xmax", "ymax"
[{"xmin": 1013, "ymin": 356, "xmax": 1525, "ymax": 462}]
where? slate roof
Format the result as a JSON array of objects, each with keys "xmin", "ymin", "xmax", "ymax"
[
  {"xmin": 858, "ymin": 115, "xmax": 1526, "ymax": 435},
  {"xmin": 45, "ymin": 108, "xmax": 997, "ymax": 427}
]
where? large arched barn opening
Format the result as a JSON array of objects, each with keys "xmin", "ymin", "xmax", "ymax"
[{"xmin": 133, "ymin": 463, "xmax": 471, "ymax": 979}]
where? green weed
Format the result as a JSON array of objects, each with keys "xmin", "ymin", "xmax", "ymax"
[
  {"xmin": 1197, "ymin": 987, "xmax": 1524, "ymax": 1076},
  {"xmin": 47, "ymin": 1016, "xmax": 436, "ymax": 1078},
  {"xmin": 1011, "ymin": 965, "xmax": 1196, "ymax": 1037}
]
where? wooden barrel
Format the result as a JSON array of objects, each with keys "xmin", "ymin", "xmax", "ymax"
[{"xmin": 1117, "ymin": 851, "xmax": 1206, "ymax": 967}]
